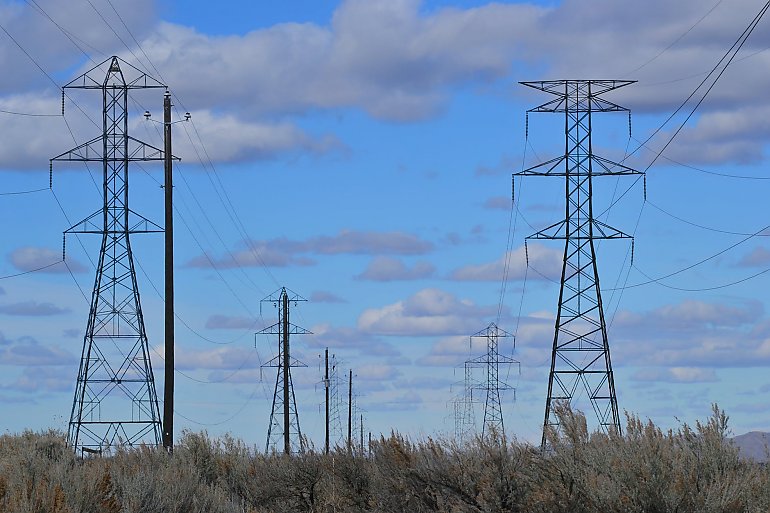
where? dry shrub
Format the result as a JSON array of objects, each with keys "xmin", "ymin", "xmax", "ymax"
[{"xmin": 0, "ymin": 405, "xmax": 768, "ymax": 512}]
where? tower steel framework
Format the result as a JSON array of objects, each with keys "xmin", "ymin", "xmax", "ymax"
[
  {"xmin": 466, "ymin": 323, "xmax": 518, "ymax": 438},
  {"xmin": 52, "ymin": 56, "xmax": 172, "ymax": 455},
  {"xmin": 259, "ymin": 287, "xmax": 310, "ymax": 454},
  {"xmin": 515, "ymin": 80, "xmax": 641, "ymax": 449}
]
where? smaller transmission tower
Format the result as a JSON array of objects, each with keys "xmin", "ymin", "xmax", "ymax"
[
  {"xmin": 259, "ymin": 287, "xmax": 310, "ymax": 454},
  {"xmin": 466, "ymin": 323, "xmax": 518, "ymax": 438},
  {"xmin": 450, "ymin": 361, "xmax": 479, "ymax": 441}
]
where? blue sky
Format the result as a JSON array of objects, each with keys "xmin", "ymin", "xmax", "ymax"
[{"xmin": 1, "ymin": 0, "xmax": 770, "ymax": 447}]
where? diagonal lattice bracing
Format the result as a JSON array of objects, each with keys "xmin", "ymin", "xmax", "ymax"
[
  {"xmin": 52, "ymin": 56, "xmax": 173, "ymax": 456},
  {"xmin": 516, "ymin": 80, "xmax": 642, "ymax": 450},
  {"xmin": 465, "ymin": 323, "xmax": 519, "ymax": 438},
  {"xmin": 259, "ymin": 287, "xmax": 311, "ymax": 455}
]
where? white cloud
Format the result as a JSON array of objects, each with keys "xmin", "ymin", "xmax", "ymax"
[
  {"xmin": 141, "ymin": 1, "xmax": 544, "ymax": 121},
  {"xmin": 172, "ymin": 110, "xmax": 343, "ymax": 164},
  {"xmin": 631, "ymin": 367, "xmax": 719, "ymax": 384},
  {"xmin": 449, "ymin": 243, "xmax": 561, "ymax": 282},
  {"xmin": 358, "ymin": 288, "xmax": 497, "ymax": 336}
]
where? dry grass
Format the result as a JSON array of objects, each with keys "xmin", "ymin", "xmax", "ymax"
[{"xmin": 0, "ymin": 405, "xmax": 766, "ymax": 512}]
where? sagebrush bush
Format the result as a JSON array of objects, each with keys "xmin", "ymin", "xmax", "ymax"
[{"xmin": 0, "ymin": 405, "xmax": 766, "ymax": 512}]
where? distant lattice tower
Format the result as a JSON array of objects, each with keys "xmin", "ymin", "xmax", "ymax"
[
  {"xmin": 259, "ymin": 287, "xmax": 310, "ymax": 454},
  {"xmin": 466, "ymin": 323, "xmax": 519, "ymax": 438},
  {"xmin": 52, "ymin": 56, "xmax": 172, "ymax": 455},
  {"xmin": 515, "ymin": 80, "xmax": 641, "ymax": 449},
  {"xmin": 329, "ymin": 358, "xmax": 346, "ymax": 448},
  {"xmin": 449, "ymin": 359, "xmax": 480, "ymax": 441}
]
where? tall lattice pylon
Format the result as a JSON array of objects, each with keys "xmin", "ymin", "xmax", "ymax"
[
  {"xmin": 515, "ymin": 80, "xmax": 641, "ymax": 449},
  {"xmin": 259, "ymin": 287, "xmax": 310, "ymax": 454},
  {"xmin": 52, "ymin": 56, "xmax": 171, "ymax": 456},
  {"xmin": 466, "ymin": 323, "xmax": 518, "ymax": 438}
]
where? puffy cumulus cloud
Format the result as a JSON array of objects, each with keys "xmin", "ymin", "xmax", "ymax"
[
  {"xmin": 356, "ymin": 256, "xmax": 435, "ymax": 281},
  {"xmin": 0, "ymin": 0, "xmax": 157, "ymax": 93},
  {"xmin": 186, "ymin": 230, "xmax": 433, "ymax": 269},
  {"xmin": 358, "ymin": 288, "xmax": 497, "ymax": 336},
  {"xmin": 0, "ymin": 335, "xmax": 75, "ymax": 366},
  {"xmin": 9, "ymin": 246, "xmax": 86, "ymax": 273},
  {"xmin": 171, "ymin": 110, "xmax": 343, "ymax": 164},
  {"xmin": 611, "ymin": 299, "xmax": 770, "ymax": 368},
  {"xmin": 448, "ymin": 243, "xmax": 561, "ymax": 282},
  {"xmin": 615, "ymin": 299, "xmax": 763, "ymax": 334},
  {"xmin": 143, "ymin": 1, "xmax": 544, "ymax": 121},
  {"xmin": 0, "ymin": 301, "xmax": 69, "ymax": 316},
  {"xmin": 631, "ymin": 367, "xmax": 719, "ymax": 384},
  {"xmin": 417, "ymin": 334, "xmax": 489, "ymax": 367},
  {"xmin": 356, "ymin": 363, "xmax": 401, "ymax": 382},
  {"xmin": 158, "ymin": 345, "xmax": 260, "ymax": 371},
  {"xmin": 533, "ymin": 0, "xmax": 770, "ymax": 109},
  {"xmin": 6, "ymin": 0, "xmax": 769, "ymax": 168},
  {"xmin": 309, "ymin": 323, "xmax": 403, "ymax": 359}
]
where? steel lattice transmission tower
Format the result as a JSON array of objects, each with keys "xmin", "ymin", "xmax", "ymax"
[
  {"xmin": 450, "ymin": 361, "xmax": 479, "ymax": 441},
  {"xmin": 259, "ymin": 287, "xmax": 310, "ymax": 454},
  {"xmin": 52, "ymin": 56, "xmax": 172, "ymax": 455},
  {"xmin": 466, "ymin": 323, "xmax": 518, "ymax": 438},
  {"xmin": 515, "ymin": 80, "xmax": 641, "ymax": 448}
]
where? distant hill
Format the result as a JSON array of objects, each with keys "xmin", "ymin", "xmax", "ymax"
[{"xmin": 732, "ymin": 431, "xmax": 770, "ymax": 462}]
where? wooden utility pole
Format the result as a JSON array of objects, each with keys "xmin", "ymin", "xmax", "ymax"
[
  {"xmin": 162, "ymin": 90, "xmax": 175, "ymax": 453},
  {"xmin": 347, "ymin": 369, "xmax": 353, "ymax": 450},
  {"xmin": 325, "ymin": 348, "xmax": 330, "ymax": 455}
]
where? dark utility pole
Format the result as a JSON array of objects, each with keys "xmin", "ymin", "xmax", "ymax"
[
  {"xmin": 324, "ymin": 348, "xmax": 330, "ymax": 455},
  {"xmin": 162, "ymin": 90, "xmax": 174, "ymax": 453},
  {"xmin": 282, "ymin": 292, "xmax": 291, "ymax": 455},
  {"xmin": 347, "ymin": 369, "xmax": 353, "ymax": 449}
]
